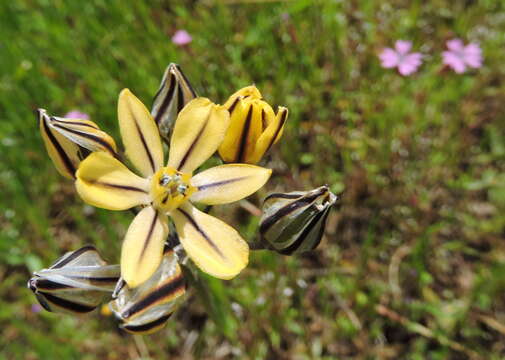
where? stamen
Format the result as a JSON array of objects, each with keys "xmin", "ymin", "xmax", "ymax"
[
  {"xmin": 151, "ymin": 167, "xmax": 195, "ymax": 212},
  {"xmin": 159, "ymin": 175, "xmax": 171, "ymax": 186}
]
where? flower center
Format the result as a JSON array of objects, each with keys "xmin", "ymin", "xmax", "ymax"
[{"xmin": 150, "ymin": 167, "xmax": 196, "ymax": 212}]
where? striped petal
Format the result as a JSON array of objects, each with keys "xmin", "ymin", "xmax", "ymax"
[
  {"xmin": 218, "ymin": 101, "xmax": 264, "ymax": 163},
  {"xmin": 118, "ymin": 89, "xmax": 164, "ymax": 177},
  {"xmin": 38, "ymin": 109, "xmax": 82, "ymax": 179},
  {"xmin": 151, "ymin": 63, "xmax": 197, "ymax": 143},
  {"xmin": 259, "ymin": 186, "xmax": 336, "ymax": 255},
  {"xmin": 121, "ymin": 206, "xmax": 169, "ymax": 288},
  {"xmin": 223, "ymin": 85, "xmax": 262, "ymax": 108},
  {"xmin": 167, "ymin": 98, "xmax": 230, "ymax": 173},
  {"xmin": 75, "ymin": 152, "xmax": 150, "ymax": 210},
  {"xmin": 28, "ymin": 246, "xmax": 120, "ymax": 314},
  {"xmin": 190, "ymin": 164, "xmax": 272, "ymax": 205},
  {"xmin": 250, "ymin": 107, "xmax": 288, "ymax": 164},
  {"xmin": 172, "ymin": 203, "xmax": 249, "ymax": 279},
  {"xmin": 48, "ymin": 116, "xmax": 117, "ymax": 156},
  {"xmin": 111, "ymin": 248, "xmax": 185, "ymax": 334}
]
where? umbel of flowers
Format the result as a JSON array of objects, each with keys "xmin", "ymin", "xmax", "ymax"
[{"xmin": 30, "ymin": 63, "xmax": 337, "ymax": 333}]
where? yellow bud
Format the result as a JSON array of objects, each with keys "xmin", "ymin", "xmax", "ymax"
[{"xmin": 218, "ymin": 86, "xmax": 288, "ymax": 164}]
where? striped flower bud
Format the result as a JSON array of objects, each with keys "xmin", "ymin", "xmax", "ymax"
[
  {"xmin": 38, "ymin": 109, "xmax": 117, "ymax": 179},
  {"xmin": 259, "ymin": 186, "xmax": 337, "ymax": 255},
  {"xmin": 110, "ymin": 247, "xmax": 186, "ymax": 334},
  {"xmin": 27, "ymin": 246, "xmax": 120, "ymax": 314},
  {"xmin": 151, "ymin": 63, "xmax": 197, "ymax": 143},
  {"xmin": 218, "ymin": 86, "xmax": 288, "ymax": 164}
]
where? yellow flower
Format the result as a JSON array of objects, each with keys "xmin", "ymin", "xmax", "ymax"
[
  {"xmin": 218, "ymin": 86, "xmax": 288, "ymax": 164},
  {"xmin": 75, "ymin": 89, "xmax": 272, "ymax": 288}
]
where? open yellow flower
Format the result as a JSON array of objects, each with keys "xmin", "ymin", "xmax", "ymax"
[
  {"xmin": 75, "ymin": 89, "xmax": 271, "ymax": 288},
  {"xmin": 218, "ymin": 86, "xmax": 288, "ymax": 164}
]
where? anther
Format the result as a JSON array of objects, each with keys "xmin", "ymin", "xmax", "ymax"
[{"xmin": 159, "ymin": 175, "xmax": 171, "ymax": 186}]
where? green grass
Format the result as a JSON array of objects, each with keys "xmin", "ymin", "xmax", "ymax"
[{"xmin": 1, "ymin": 0, "xmax": 505, "ymax": 358}]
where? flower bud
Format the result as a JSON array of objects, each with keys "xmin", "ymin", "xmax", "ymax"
[
  {"xmin": 38, "ymin": 109, "xmax": 117, "ymax": 179},
  {"xmin": 259, "ymin": 186, "xmax": 337, "ymax": 255},
  {"xmin": 110, "ymin": 248, "xmax": 186, "ymax": 334},
  {"xmin": 27, "ymin": 246, "xmax": 120, "ymax": 314},
  {"xmin": 151, "ymin": 63, "xmax": 197, "ymax": 143},
  {"xmin": 218, "ymin": 86, "xmax": 288, "ymax": 164}
]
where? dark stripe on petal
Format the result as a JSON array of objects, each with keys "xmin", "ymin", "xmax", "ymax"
[
  {"xmin": 261, "ymin": 108, "xmax": 268, "ymax": 130},
  {"xmin": 260, "ymin": 188, "xmax": 327, "ymax": 234},
  {"xmin": 50, "ymin": 245, "xmax": 97, "ymax": 269},
  {"xmin": 176, "ymin": 83, "xmax": 185, "ymax": 112},
  {"xmin": 133, "ymin": 119, "xmax": 156, "ymax": 173},
  {"xmin": 227, "ymin": 96, "xmax": 241, "ymax": 114},
  {"xmin": 39, "ymin": 292, "xmax": 96, "ymax": 313},
  {"xmin": 88, "ymin": 181, "xmax": 148, "ymax": 193},
  {"xmin": 69, "ymin": 276, "xmax": 120, "ymax": 284},
  {"xmin": 33, "ymin": 279, "xmax": 74, "ymax": 291},
  {"xmin": 177, "ymin": 207, "xmax": 225, "ymax": 258},
  {"xmin": 196, "ymin": 176, "xmax": 249, "ymax": 191},
  {"xmin": 52, "ymin": 123, "xmax": 116, "ymax": 155},
  {"xmin": 52, "ymin": 118, "xmax": 99, "ymax": 130},
  {"xmin": 237, "ymin": 105, "xmax": 253, "ymax": 163},
  {"xmin": 122, "ymin": 274, "xmax": 185, "ymax": 319},
  {"xmin": 278, "ymin": 207, "xmax": 330, "ymax": 255},
  {"xmin": 123, "ymin": 313, "xmax": 172, "ymax": 333},
  {"xmin": 263, "ymin": 192, "xmax": 303, "ymax": 202},
  {"xmin": 41, "ymin": 114, "xmax": 76, "ymax": 178},
  {"xmin": 138, "ymin": 211, "xmax": 159, "ymax": 263},
  {"xmin": 176, "ymin": 113, "xmax": 210, "ymax": 171},
  {"xmin": 154, "ymin": 72, "xmax": 177, "ymax": 125},
  {"xmin": 265, "ymin": 109, "xmax": 288, "ymax": 153},
  {"xmin": 77, "ymin": 147, "xmax": 92, "ymax": 161}
]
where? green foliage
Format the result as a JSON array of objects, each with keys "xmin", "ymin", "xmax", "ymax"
[{"xmin": 1, "ymin": 0, "xmax": 505, "ymax": 358}]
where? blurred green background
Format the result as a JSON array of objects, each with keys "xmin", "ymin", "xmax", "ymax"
[{"xmin": 1, "ymin": 0, "xmax": 505, "ymax": 359}]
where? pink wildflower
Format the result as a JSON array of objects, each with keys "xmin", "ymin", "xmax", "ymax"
[
  {"xmin": 172, "ymin": 30, "xmax": 192, "ymax": 46},
  {"xmin": 379, "ymin": 40, "xmax": 423, "ymax": 76},
  {"xmin": 442, "ymin": 39, "xmax": 482, "ymax": 74},
  {"xmin": 64, "ymin": 110, "xmax": 90, "ymax": 120}
]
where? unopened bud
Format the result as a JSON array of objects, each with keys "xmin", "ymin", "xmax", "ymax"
[
  {"xmin": 259, "ymin": 186, "xmax": 337, "ymax": 255},
  {"xmin": 27, "ymin": 246, "xmax": 119, "ymax": 314}
]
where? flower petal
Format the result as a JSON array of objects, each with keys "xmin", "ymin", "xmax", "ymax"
[
  {"xmin": 118, "ymin": 89, "xmax": 164, "ymax": 177},
  {"xmin": 394, "ymin": 40, "xmax": 412, "ymax": 55},
  {"xmin": 379, "ymin": 48, "xmax": 400, "ymax": 68},
  {"xmin": 172, "ymin": 203, "xmax": 249, "ymax": 279},
  {"xmin": 223, "ymin": 85, "xmax": 262, "ymax": 109},
  {"xmin": 447, "ymin": 39, "xmax": 464, "ymax": 52},
  {"xmin": 76, "ymin": 152, "xmax": 150, "ymax": 210},
  {"xmin": 167, "ymin": 98, "xmax": 230, "ymax": 173},
  {"xmin": 250, "ymin": 106, "xmax": 288, "ymax": 164},
  {"xmin": 48, "ymin": 116, "xmax": 117, "ymax": 156},
  {"xmin": 151, "ymin": 63, "xmax": 197, "ymax": 143},
  {"xmin": 38, "ymin": 109, "xmax": 81, "ymax": 179},
  {"xmin": 121, "ymin": 207, "xmax": 169, "ymax": 288},
  {"xmin": 220, "ymin": 97, "xmax": 275, "ymax": 164},
  {"xmin": 190, "ymin": 164, "xmax": 272, "ymax": 204}
]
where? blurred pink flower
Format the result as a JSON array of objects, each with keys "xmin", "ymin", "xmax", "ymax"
[
  {"xmin": 31, "ymin": 304, "xmax": 42, "ymax": 313},
  {"xmin": 64, "ymin": 110, "xmax": 90, "ymax": 119},
  {"xmin": 172, "ymin": 30, "xmax": 192, "ymax": 46},
  {"xmin": 442, "ymin": 39, "xmax": 482, "ymax": 73},
  {"xmin": 379, "ymin": 40, "xmax": 423, "ymax": 76}
]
